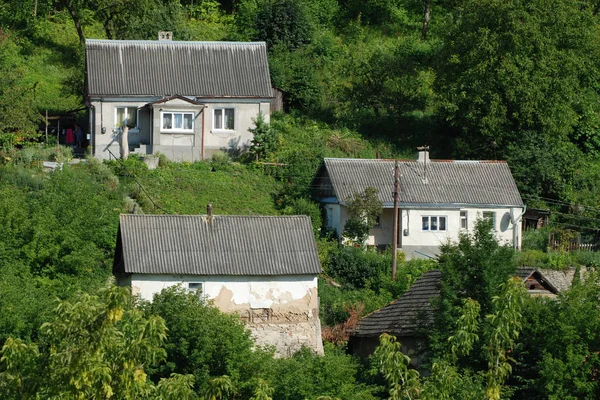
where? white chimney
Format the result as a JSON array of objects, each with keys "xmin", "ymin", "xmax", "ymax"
[
  {"xmin": 416, "ymin": 145, "xmax": 430, "ymax": 163},
  {"xmin": 158, "ymin": 31, "xmax": 173, "ymax": 41}
]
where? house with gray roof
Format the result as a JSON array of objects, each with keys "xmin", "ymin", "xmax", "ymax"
[
  {"xmin": 313, "ymin": 150, "xmax": 525, "ymax": 258},
  {"xmin": 349, "ymin": 267, "xmax": 575, "ymax": 360},
  {"xmin": 113, "ymin": 213, "xmax": 323, "ymax": 356},
  {"xmin": 85, "ymin": 39, "xmax": 273, "ymax": 161}
]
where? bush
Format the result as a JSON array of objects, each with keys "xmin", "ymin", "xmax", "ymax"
[
  {"xmin": 522, "ymin": 227, "xmax": 549, "ymax": 251},
  {"xmin": 282, "ymin": 197, "xmax": 322, "ymax": 235},
  {"xmin": 326, "ymin": 246, "xmax": 390, "ymax": 289},
  {"xmin": 515, "ymin": 249, "xmax": 549, "ymax": 268}
]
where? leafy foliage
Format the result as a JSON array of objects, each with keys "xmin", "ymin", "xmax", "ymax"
[
  {"xmin": 0, "ymin": 285, "xmax": 196, "ymax": 399},
  {"xmin": 343, "ymin": 187, "xmax": 383, "ymax": 245}
]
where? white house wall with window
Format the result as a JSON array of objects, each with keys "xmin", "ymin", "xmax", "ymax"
[
  {"xmin": 85, "ymin": 39, "xmax": 273, "ymax": 161},
  {"xmin": 113, "ymin": 214, "xmax": 324, "ymax": 357},
  {"xmin": 315, "ymin": 153, "xmax": 525, "ymax": 259}
]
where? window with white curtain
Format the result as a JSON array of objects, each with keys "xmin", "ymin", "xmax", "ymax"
[
  {"xmin": 161, "ymin": 111, "xmax": 194, "ymax": 133},
  {"xmin": 213, "ymin": 108, "xmax": 235, "ymax": 130}
]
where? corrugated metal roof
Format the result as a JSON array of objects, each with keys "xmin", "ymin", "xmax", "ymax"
[
  {"xmin": 322, "ymin": 158, "xmax": 524, "ymax": 207},
  {"xmin": 117, "ymin": 214, "xmax": 321, "ymax": 276},
  {"xmin": 86, "ymin": 39, "xmax": 273, "ymax": 98}
]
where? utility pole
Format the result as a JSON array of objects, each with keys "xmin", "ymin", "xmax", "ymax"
[
  {"xmin": 45, "ymin": 110, "xmax": 48, "ymax": 145},
  {"xmin": 392, "ymin": 160, "xmax": 400, "ymax": 281}
]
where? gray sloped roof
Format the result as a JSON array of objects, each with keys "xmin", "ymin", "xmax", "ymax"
[
  {"xmin": 86, "ymin": 39, "xmax": 273, "ymax": 98},
  {"xmin": 115, "ymin": 214, "xmax": 321, "ymax": 276},
  {"xmin": 353, "ymin": 270, "xmax": 442, "ymax": 338},
  {"xmin": 320, "ymin": 158, "xmax": 523, "ymax": 207},
  {"xmin": 353, "ymin": 267, "xmax": 570, "ymax": 338}
]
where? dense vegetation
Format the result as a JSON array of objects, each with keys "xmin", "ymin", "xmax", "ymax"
[{"xmin": 3, "ymin": 0, "xmax": 600, "ymax": 398}]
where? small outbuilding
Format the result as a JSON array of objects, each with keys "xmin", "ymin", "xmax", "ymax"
[
  {"xmin": 113, "ymin": 213, "xmax": 324, "ymax": 356},
  {"xmin": 349, "ymin": 267, "xmax": 577, "ymax": 360}
]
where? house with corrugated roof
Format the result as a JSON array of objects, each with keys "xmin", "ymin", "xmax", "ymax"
[
  {"xmin": 313, "ymin": 150, "xmax": 525, "ymax": 258},
  {"xmin": 348, "ymin": 267, "xmax": 577, "ymax": 360},
  {"xmin": 113, "ymin": 213, "xmax": 324, "ymax": 356},
  {"xmin": 85, "ymin": 38, "xmax": 273, "ymax": 161}
]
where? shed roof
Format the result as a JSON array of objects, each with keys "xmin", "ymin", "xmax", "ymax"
[
  {"xmin": 352, "ymin": 270, "xmax": 442, "ymax": 338},
  {"xmin": 352, "ymin": 267, "xmax": 571, "ymax": 338},
  {"xmin": 318, "ymin": 158, "xmax": 523, "ymax": 207},
  {"xmin": 114, "ymin": 214, "xmax": 321, "ymax": 276},
  {"xmin": 86, "ymin": 40, "xmax": 273, "ymax": 98}
]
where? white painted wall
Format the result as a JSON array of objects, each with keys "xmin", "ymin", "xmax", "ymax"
[
  {"xmin": 90, "ymin": 97, "xmax": 272, "ymax": 161},
  {"xmin": 327, "ymin": 204, "xmax": 524, "ymax": 249},
  {"xmin": 90, "ymin": 99, "xmax": 155, "ymax": 159},
  {"xmin": 202, "ymin": 100, "xmax": 271, "ymax": 155},
  {"xmin": 401, "ymin": 207, "xmax": 522, "ymax": 247},
  {"xmin": 129, "ymin": 274, "xmax": 318, "ymax": 309}
]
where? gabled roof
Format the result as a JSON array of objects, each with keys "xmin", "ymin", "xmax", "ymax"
[
  {"xmin": 114, "ymin": 214, "xmax": 321, "ymax": 276},
  {"xmin": 148, "ymin": 94, "xmax": 204, "ymax": 106},
  {"xmin": 86, "ymin": 40, "xmax": 273, "ymax": 98},
  {"xmin": 352, "ymin": 267, "xmax": 570, "ymax": 338},
  {"xmin": 353, "ymin": 270, "xmax": 442, "ymax": 338},
  {"xmin": 316, "ymin": 158, "xmax": 523, "ymax": 207}
]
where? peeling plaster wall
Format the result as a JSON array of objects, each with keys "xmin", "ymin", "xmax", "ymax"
[{"xmin": 127, "ymin": 274, "xmax": 323, "ymax": 356}]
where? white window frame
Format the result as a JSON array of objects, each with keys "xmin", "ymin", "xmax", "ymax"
[
  {"xmin": 187, "ymin": 282, "xmax": 204, "ymax": 295},
  {"xmin": 213, "ymin": 107, "xmax": 235, "ymax": 131},
  {"xmin": 482, "ymin": 211, "xmax": 496, "ymax": 228},
  {"xmin": 460, "ymin": 210, "xmax": 468, "ymax": 230},
  {"xmin": 422, "ymin": 216, "xmax": 447, "ymax": 232},
  {"xmin": 115, "ymin": 107, "xmax": 140, "ymax": 132},
  {"xmin": 161, "ymin": 111, "xmax": 195, "ymax": 133}
]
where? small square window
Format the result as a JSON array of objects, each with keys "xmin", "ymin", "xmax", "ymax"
[
  {"xmin": 115, "ymin": 107, "xmax": 138, "ymax": 129},
  {"xmin": 483, "ymin": 211, "xmax": 496, "ymax": 227},
  {"xmin": 188, "ymin": 282, "xmax": 203, "ymax": 293},
  {"xmin": 213, "ymin": 108, "xmax": 235, "ymax": 131},
  {"xmin": 460, "ymin": 211, "xmax": 468, "ymax": 230}
]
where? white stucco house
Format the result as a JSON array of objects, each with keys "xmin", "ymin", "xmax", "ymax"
[
  {"xmin": 313, "ymin": 151, "xmax": 525, "ymax": 259},
  {"xmin": 113, "ymin": 213, "xmax": 323, "ymax": 356},
  {"xmin": 85, "ymin": 39, "xmax": 273, "ymax": 161}
]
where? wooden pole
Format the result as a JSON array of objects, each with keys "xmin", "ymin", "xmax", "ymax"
[
  {"xmin": 392, "ymin": 160, "xmax": 400, "ymax": 281},
  {"xmin": 45, "ymin": 110, "xmax": 48, "ymax": 145}
]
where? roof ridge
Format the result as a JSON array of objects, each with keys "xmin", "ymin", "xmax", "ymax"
[
  {"xmin": 324, "ymin": 157, "xmax": 508, "ymax": 163},
  {"xmin": 86, "ymin": 39, "xmax": 266, "ymax": 46}
]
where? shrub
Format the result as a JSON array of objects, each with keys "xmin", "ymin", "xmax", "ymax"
[
  {"xmin": 282, "ymin": 197, "xmax": 322, "ymax": 235},
  {"xmin": 326, "ymin": 246, "xmax": 390, "ymax": 289}
]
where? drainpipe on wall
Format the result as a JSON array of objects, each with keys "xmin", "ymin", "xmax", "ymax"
[
  {"xmin": 511, "ymin": 205, "xmax": 527, "ymax": 250},
  {"xmin": 201, "ymin": 105, "xmax": 206, "ymax": 160}
]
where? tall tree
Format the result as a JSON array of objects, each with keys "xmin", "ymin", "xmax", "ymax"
[{"xmin": 436, "ymin": 0, "xmax": 600, "ymax": 159}]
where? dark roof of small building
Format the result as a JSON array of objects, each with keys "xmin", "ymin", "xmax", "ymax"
[
  {"xmin": 353, "ymin": 270, "xmax": 442, "ymax": 338},
  {"xmin": 317, "ymin": 158, "xmax": 523, "ymax": 207},
  {"xmin": 86, "ymin": 39, "xmax": 273, "ymax": 98},
  {"xmin": 114, "ymin": 214, "xmax": 322, "ymax": 276},
  {"xmin": 352, "ymin": 267, "xmax": 570, "ymax": 338}
]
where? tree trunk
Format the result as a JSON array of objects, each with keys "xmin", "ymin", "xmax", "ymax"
[
  {"xmin": 63, "ymin": 0, "xmax": 85, "ymax": 45},
  {"xmin": 421, "ymin": 0, "xmax": 431, "ymax": 41},
  {"xmin": 121, "ymin": 126, "xmax": 129, "ymax": 160}
]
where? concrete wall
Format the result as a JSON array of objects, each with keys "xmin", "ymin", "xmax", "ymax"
[
  {"xmin": 90, "ymin": 97, "xmax": 272, "ymax": 161},
  {"xmin": 201, "ymin": 99, "xmax": 271, "ymax": 157},
  {"xmin": 126, "ymin": 273, "xmax": 323, "ymax": 356},
  {"xmin": 326, "ymin": 203, "xmax": 524, "ymax": 258},
  {"xmin": 150, "ymin": 98, "xmax": 204, "ymax": 162},
  {"xmin": 89, "ymin": 99, "xmax": 155, "ymax": 160}
]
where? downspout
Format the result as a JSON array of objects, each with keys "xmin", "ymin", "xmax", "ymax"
[
  {"xmin": 201, "ymin": 105, "xmax": 206, "ymax": 160},
  {"xmin": 511, "ymin": 205, "xmax": 527, "ymax": 250},
  {"xmin": 88, "ymin": 104, "xmax": 94, "ymax": 155}
]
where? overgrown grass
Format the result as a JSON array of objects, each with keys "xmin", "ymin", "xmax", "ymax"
[{"xmin": 118, "ymin": 159, "xmax": 283, "ymax": 215}]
